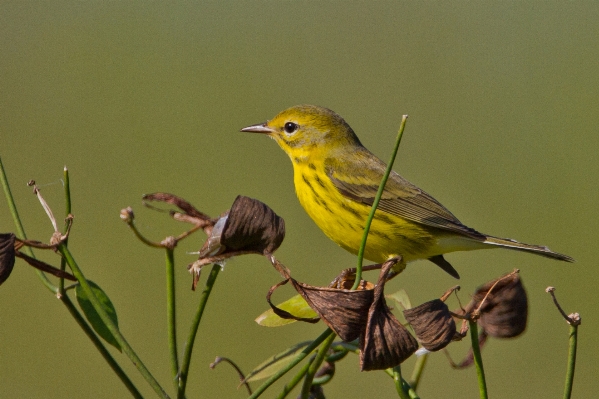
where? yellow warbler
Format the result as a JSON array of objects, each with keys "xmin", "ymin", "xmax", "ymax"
[{"xmin": 241, "ymin": 105, "xmax": 573, "ymax": 278}]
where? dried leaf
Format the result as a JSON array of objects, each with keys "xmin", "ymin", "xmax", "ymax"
[
  {"xmin": 0, "ymin": 233, "xmax": 16, "ymax": 285},
  {"xmin": 76, "ymin": 281, "xmax": 121, "ymax": 352},
  {"xmin": 360, "ymin": 261, "xmax": 418, "ymax": 371},
  {"xmin": 403, "ymin": 299, "xmax": 456, "ymax": 351},
  {"xmin": 255, "ymin": 294, "xmax": 318, "ymax": 327}
]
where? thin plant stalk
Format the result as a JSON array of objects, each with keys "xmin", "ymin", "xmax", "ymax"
[
  {"xmin": 61, "ymin": 294, "xmax": 143, "ymax": 398},
  {"xmin": 469, "ymin": 320, "xmax": 488, "ymax": 399},
  {"xmin": 248, "ymin": 329, "xmax": 334, "ymax": 399},
  {"xmin": 165, "ymin": 247, "xmax": 179, "ymax": 390},
  {"xmin": 1, "ymin": 159, "xmax": 144, "ymax": 398},
  {"xmin": 353, "ymin": 115, "xmax": 408, "ymax": 289},
  {"xmin": 563, "ymin": 324, "xmax": 578, "ymax": 399},
  {"xmin": 57, "ymin": 243, "xmax": 170, "ymax": 399},
  {"xmin": 177, "ymin": 264, "xmax": 221, "ymax": 398},
  {"xmin": 0, "ymin": 156, "xmax": 57, "ymax": 293},
  {"xmin": 299, "ymin": 332, "xmax": 336, "ymax": 399},
  {"xmin": 409, "ymin": 353, "xmax": 428, "ymax": 390},
  {"xmin": 59, "ymin": 166, "xmax": 71, "ymax": 294},
  {"xmin": 393, "ymin": 365, "xmax": 410, "ymax": 399},
  {"xmin": 276, "ymin": 361, "xmax": 311, "ymax": 399}
]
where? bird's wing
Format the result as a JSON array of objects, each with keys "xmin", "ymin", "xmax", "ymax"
[{"xmin": 324, "ymin": 151, "xmax": 485, "ymax": 240}]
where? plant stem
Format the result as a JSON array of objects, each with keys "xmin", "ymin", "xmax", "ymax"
[
  {"xmin": 1, "ymin": 159, "xmax": 144, "ymax": 397},
  {"xmin": 469, "ymin": 320, "xmax": 488, "ymax": 399},
  {"xmin": 563, "ymin": 324, "xmax": 578, "ymax": 399},
  {"xmin": 353, "ymin": 115, "xmax": 408, "ymax": 288},
  {"xmin": 393, "ymin": 365, "xmax": 410, "ymax": 399},
  {"xmin": 61, "ymin": 294, "xmax": 143, "ymax": 398},
  {"xmin": 165, "ymin": 247, "xmax": 179, "ymax": 391},
  {"xmin": 300, "ymin": 332, "xmax": 336, "ymax": 399},
  {"xmin": 248, "ymin": 328, "xmax": 334, "ymax": 399},
  {"xmin": 276, "ymin": 362, "xmax": 311, "ymax": 399},
  {"xmin": 59, "ymin": 166, "xmax": 71, "ymax": 295},
  {"xmin": 0, "ymin": 156, "xmax": 57, "ymax": 293},
  {"xmin": 177, "ymin": 264, "xmax": 221, "ymax": 398},
  {"xmin": 409, "ymin": 353, "xmax": 427, "ymax": 390},
  {"xmin": 57, "ymin": 243, "xmax": 170, "ymax": 398}
]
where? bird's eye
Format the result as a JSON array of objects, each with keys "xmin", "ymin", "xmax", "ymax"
[{"xmin": 283, "ymin": 122, "xmax": 299, "ymax": 135}]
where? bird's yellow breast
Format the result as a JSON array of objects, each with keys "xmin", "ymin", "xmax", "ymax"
[{"xmin": 292, "ymin": 160, "xmax": 438, "ymax": 264}]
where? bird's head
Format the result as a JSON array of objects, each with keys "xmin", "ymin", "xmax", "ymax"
[{"xmin": 241, "ymin": 105, "xmax": 362, "ymax": 161}]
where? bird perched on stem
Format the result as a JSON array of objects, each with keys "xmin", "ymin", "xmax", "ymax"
[{"xmin": 241, "ymin": 105, "xmax": 573, "ymax": 278}]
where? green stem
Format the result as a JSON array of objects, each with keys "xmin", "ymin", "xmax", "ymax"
[
  {"xmin": 563, "ymin": 324, "xmax": 578, "ymax": 399},
  {"xmin": 469, "ymin": 320, "xmax": 488, "ymax": 399},
  {"xmin": 409, "ymin": 353, "xmax": 427, "ymax": 390},
  {"xmin": 1, "ymin": 159, "xmax": 143, "ymax": 397},
  {"xmin": 61, "ymin": 294, "xmax": 143, "ymax": 398},
  {"xmin": 59, "ymin": 166, "xmax": 71, "ymax": 295},
  {"xmin": 248, "ymin": 329, "xmax": 334, "ymax": 399},
  {"xmin": 300, "ymin": 332, "xmax": 336, "ymax": 399},
  {"xmin": 276, "ymin": 362, "xmax": 311, "ymax": 399},
  {"xmin": 393, "ymin": 365, "xmax": 410, "ymax": 399},
  {"xmin": 353, "ymin": 115, "xmax": 408, "ymax": 289},
  {"xmin": 0, "ymin": 156, "xmax": 57, "ymax": 293},
  {"xmin": 177, "ymin": 264, "xmax": 221, "ymax": 398},
  {"xmin": 165, "ymin": 248, "xmax": 179, "ymax": 391},
  {"xmin": 57, "ymin": 243, "xmax": 170, "ymax": 399}
]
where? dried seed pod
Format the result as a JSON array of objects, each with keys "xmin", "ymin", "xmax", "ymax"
[
  {"xmin": 0, "ymin": 233, "xmax": 16, "ymax": 285},
  {"xmin": 220, "ymin": 195, "xmax": 285, "ymax": 254},
  {"xmin": 265, "ymin": 260, "xmax": 374, "ymax": 341},
  {"xmin": 290, "ymin": 280, "xmax": 374, "ymax": 342},
  {"xmin": 403, "ymin": 299, "xmax": 456, "ymax": 351},
  {"xmin": 469, "ymin": 271, "xmax": 528, "ymax": 338},
  {"xmin": 360, "ymin": 260, "xmax": 418, "ymax": 371},
  {"xmin": 198, "ymin": 195, "xmax": 285, "ymax": 259}
]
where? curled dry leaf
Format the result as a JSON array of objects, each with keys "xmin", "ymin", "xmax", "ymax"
[
  {"xmin": 0, "ymin": 233, "xmax": 16, "ymax": 285},
  {"xmin": 403, "ymin": 299, "xmax": 457, "ymax": 352}
]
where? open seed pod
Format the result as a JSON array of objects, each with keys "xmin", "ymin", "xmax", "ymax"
[
  {"xmin": 266, "ymin": 259, "xmax": 374, "ymax": 341},
  {"xmin": 359, "ymin": 260, "xmax": 418, "ymax": 371}
]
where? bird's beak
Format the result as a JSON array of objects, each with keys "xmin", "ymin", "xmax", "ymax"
[{"xmin": 240, "ymin": 122, "xmax": 277, "ymax": 134}]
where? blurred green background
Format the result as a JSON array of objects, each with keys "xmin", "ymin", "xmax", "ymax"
[{"xmin": 1, "ymin": 2, "xmax": 597, "ymax": 398}]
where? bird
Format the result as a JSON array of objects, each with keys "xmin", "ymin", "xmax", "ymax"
[{"xmin": 241, "ymin": 104, "xmax": 573, "ymax": 279}]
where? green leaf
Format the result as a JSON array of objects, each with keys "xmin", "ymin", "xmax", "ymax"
[
  {"xmin": 244, "ymin": 341, "xmax": 313, "ymax": 383},
  {"xmin": 255, "ymin": 294, "xmax": 318, "ymax": 327},
  {"xmin": 76, "ymin": 281, "xmax": 121, "ymax": 352},
  {"xmin": 386, "ymin": 289, "xmax": 412, "ymax": 326}
]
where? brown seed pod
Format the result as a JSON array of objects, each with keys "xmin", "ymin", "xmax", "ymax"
[
  {"xmin": 0, "ymin": 233, "xmax": 16, "ymax": 285},
  {"xmin": 403, "ymin": 299, "xmax": 456, "ymax": 351}
]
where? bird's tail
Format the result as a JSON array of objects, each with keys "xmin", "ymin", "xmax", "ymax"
[{"xmin": 483, "ymin": 235, "xmax": 574, "ymax": 262}]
